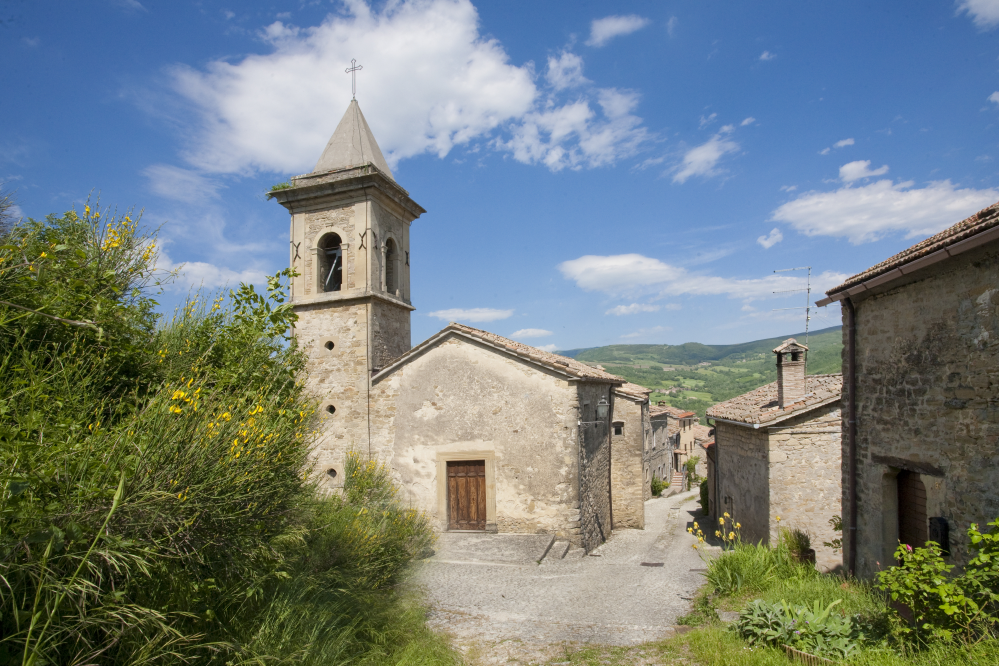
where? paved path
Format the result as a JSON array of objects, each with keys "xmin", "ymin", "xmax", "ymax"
[{"xmin": 410, "ymin": 491, "xmax": 712, "ymax": 663}]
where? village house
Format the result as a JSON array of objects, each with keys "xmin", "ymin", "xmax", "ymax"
[
  {"xmin": 269, "ymin": 99, "xmax": 654, "ymax": 551},
  {"xmin": 706, "ymin": 340, "xmax": 843, "ymax": 571},
  {"xmin": 817, "ymin": 199, "xmax": 999, "ymax": 578}
]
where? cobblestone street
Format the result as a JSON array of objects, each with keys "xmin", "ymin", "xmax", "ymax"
[{"xmin": 411, "ymin": 490, "xmax": 710, "ymax": 664}]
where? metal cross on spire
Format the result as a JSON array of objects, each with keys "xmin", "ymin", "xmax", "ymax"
[{"xmin": 345, "ymin": 59, "xmax": 363, "ymax": 99}]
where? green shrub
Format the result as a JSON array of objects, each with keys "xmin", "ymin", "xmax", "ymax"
[
  {"xmin": 0, "ymin": 206, "xmax": 449, "ymax": 665},
  {"xmin": 780, "ymin": 527, "xmax": 812, "ymax": 561},
  {"xmin": 877, "ymin": 520, "xmax": 999, "ymax": 644},
  {"xmin": 651, "ymin": 474, "xmax": 666, "ymax": 497},
  {"xmin": 705, "ymin": 541, "xmax": 813, "ymax": 596}
]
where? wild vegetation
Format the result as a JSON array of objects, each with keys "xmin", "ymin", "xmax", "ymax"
[
  {"xmin": 560, "ymin": 326, "xmax": 843, "ymax": 421},
  {"xmin": 0, "ymin": 206, "xmax": 457, "ymax": 665}
]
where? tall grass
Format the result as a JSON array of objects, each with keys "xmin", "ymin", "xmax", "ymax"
[{"xmin": 0, "ymin": 206, "xmax": 453, "ymax": 664}]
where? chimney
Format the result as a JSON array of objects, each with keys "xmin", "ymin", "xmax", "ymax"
[{"xmin": 773, "ymin": 338, "xmax": 808, "ymax": 408}]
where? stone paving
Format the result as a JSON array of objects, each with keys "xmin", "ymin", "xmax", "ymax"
[{"xmin": 410, "ymin": 490, "xmax": 712, "ymax": 664}]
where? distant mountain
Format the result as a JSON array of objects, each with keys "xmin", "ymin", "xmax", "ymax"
[
  {"xmin": 559, "ymin": 326, "xmax": 843, "ymax": 422},
  {"xmin": 559, "ymin": 325, "xmax": 841, "ymax": 367}
]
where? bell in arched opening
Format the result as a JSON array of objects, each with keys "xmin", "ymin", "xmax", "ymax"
[{"xmin": 319, "ymin": 233, "xmax": 342, "ymax": 292}]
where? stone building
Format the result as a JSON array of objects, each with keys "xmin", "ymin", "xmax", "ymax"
[
  {"xmin": 706, "ymin": 340, "xmax": 843, "ymax": 571},
  {"xmin": 269, "ymin": 100, "xmax": 653, "ymax": 551},
  {"xmin": 817, "ymin": 199, "xmax": 999, "ymax": 578}
]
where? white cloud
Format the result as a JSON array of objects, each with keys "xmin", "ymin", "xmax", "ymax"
[
  {"xmin": 673, "ymin": 127, "xmax": 739, "ymax": 183},
  {"xmin": 835, "ymin": 138, "xmax": 855, "ymax": 148},
  {"xmin": 698, "ymin": 113, "xmax": 717, "ymax": 129},
  {"xmin": 21, "ymin": 37, "xmax": 40, "ymax": 47},
  {"xmin": 143, "ymin": 164, "xmax": 221, "ymax": 204},
  {"xmin": 558, "ymin": 253, "xmax": 847, "ymax": 301},
  {"xmin": 771, "ymin": 178, "xmax": 999, "ymax": 244},
  {"xmin": 839, "ymin": 160, "xmax": 889, "ymax": 183},
  {"xmin": 546, "ymin": 51, "xmax": 589, "ymax": 91},
  {"xmin": 427, "ymin": 307, "xmax": 514, "ymax": 322},
  {"xmin": 990, "ymin": 92, "xmax": 999, "ymax": 105},
  {"xmin": 166, "ymin": 1, "xmax": 649, "ymax": 176},
  {"xmin": 780, "ymin": 185, "xmax": 797, "ymax": 192},
  {"xmin": 819, "ymin": 147, "xmax": 831, "ymax": 155},
  {"xmin": 586, "ymin": 15, "xmax": 651, "ymax": 47},
  {"xmin": 156, "ymin": 250, "xmax": 268, "ymax": 292},
  {"xmin": 499, "ymin": 87, "xmax": 650, "ymax": 171},
  {"xmin": 663, "ymin": 303, "xmax": 681, "ymax": 311},
  {"xmin": 115, "ymin": 0, "xmax": 147, "ymax": 11},
  {"xmin": 740, "ymin": 117, "xmax": 755, "ymax": 126},
  {"xmin": 759, "ymin": 50, "xmax": 776, "ymax": 61},
  {"xmin": 757, "ymin": 228, "xmax": 783, "ymax": 249},
  {"xmin": 621, "ymin": 325, "xmax": 669, "ymax": 340},
  {"xmin": 537, "ymin": 343, "xmax": 558, "ymax": 352},
  {"xmin": 666, "ymin": 16, "xmax": 678, "ymax": 37},
  {"xmin": 605, "ymin": 303, "xmax": 661, "ymax": 315},
  {"xmin": 511, "ymin": 328, "xmax": 553, "ymax": 338},
  {"xmin": 957, "ymin": 0, "xmax": 999, "ymax": 29}
]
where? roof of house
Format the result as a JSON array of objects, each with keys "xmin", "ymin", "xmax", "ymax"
[
  {"xmin": 615, "ymin": 382, "xmax": 652, "ymax": 400},
  {"xmin": 773, "ymin": 338, "xmax": 807, "ymax": 353},
  {"xmin": 823, "ymin": 199, "xmax": 999, "ymax": 300},
  {"xmin": 692, "ymin": 423, "xmax": 714, "ymax": 443},
  {"xmin": 706, "ymin": 374, "xmax": 843, "ymax": 426},
  {"xmin": 650, "ymin": 404, "xmax": 696, "ymax": 419},
  {"xmin": 372, "ymin": 322, "xmax": 626, "ymax": 384},
  {"xmin": 313, "ymin": 100, "xmax": 395, "ymax": 180}
]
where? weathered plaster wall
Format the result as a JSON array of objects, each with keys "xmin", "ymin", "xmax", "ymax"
[
  {"xmin": 844, "ymin": 242, "xmax": 999, "ymax": 578},
  {"xmin": 715, "ymin": 421, "xmax": 771, "ymax": 544},
  {"xmin": 767, "ymin": 404, "xmax": 843, "ymax": 572},
  {"xmin": 645, "ymin": 418, "xmax": 671, "ymax": 500},
  {"xmin": 375, "ymin": 337, "xmax": 585, "ymax": 542},
  {"xmin": 611, "ymin": 396, "xmax": 645, "ymax": 529}
]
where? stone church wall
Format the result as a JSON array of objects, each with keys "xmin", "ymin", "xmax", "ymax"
[
  {"xmin": 715, "ymin": 421, "xmax": 771, "ymax": 545},
  {"xmin": 767, "ymin": 403, "xmax": 843, "ymax": 572},
  {"xmin": 610, "ymin": 396, "xmax": 645, "ymax": 529},
  {"xmin": 370, "ymin": 301, "xmax": 411, "ymax": 370},
  {"xmin": 844, "ymin": 241, "xmax": 999, "ymax": 578},
  {"xmin": 374, "ymin": 337, "xmax": 585, "ymax": 542}
]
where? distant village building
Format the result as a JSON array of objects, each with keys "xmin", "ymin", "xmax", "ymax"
[
  {"xmin": 817, "ymin": 199, "xmax": 999, "ymax": 578},
  {"xmin": 269, "ymin": 100, "xmax": 654, "ymax": 551},
  {"xmin": 706, "ymin": 340, "xmax": 843, "ymax": 571}
]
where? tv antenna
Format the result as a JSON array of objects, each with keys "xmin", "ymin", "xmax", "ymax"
[{"xmin": 771, "ymin": 266, "xmax": 812, "ymax": 350}]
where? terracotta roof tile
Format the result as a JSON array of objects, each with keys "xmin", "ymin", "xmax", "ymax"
[
  {"xmin": 447, "ymin": 323, "xmax": 625, "ymax": 383},
  {"xmin": 615, "ymin": 382, "xmax": 652, "ymax": 400},
  {"xmin": 650, "ymin": 404, "xmax": 695, "ymax": 419},
  {"xmin": 827, "ymin": 199, "xmax": 999, "ymax": 296},
  {"xmin": 692, "ymin": 424, "xmax": 713, "ymax": 443},
  {"xmin": 706, "ymin": 374, "xmax": 843, "ymax": 425}
]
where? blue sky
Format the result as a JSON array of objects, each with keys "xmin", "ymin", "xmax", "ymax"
[{"xmin": 3, "ymin": 0, "xmax": 999, "ymax": 350}]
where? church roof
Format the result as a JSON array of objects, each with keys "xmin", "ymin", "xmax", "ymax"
[
  {"xmin": 372, "ymin": 322, "xmax": 626, "ymax": 384},
  {"xmin": 313, "ymin": 100, "xmax": 394, "ymax": 180},
  {"xmin": 706, "ymin": 374, "xmax": 843, "ymax": 426}
]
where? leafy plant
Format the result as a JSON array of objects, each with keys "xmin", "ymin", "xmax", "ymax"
[
  {"xmin": 734, "ymin": 598, "xmax": 865, "ymax": 660},
  {"xmin": 824, "ymin": 515, "xmax": 843, "ymax": 554},
  {"xmin": 269, "ymin": 181, "xmax": 292, "ymax": 193},
  {"xmin": 651, "ymin": 474, "xmax": 666, "ymax": 497},
  {"xmin": 698, "ymin": 479, "xmax": 709, "ymax": 516},
  {"xmin": 877, "ymin": 521, "xmax": 999, "ymax": 644},
  {"xmin": 781, "ymin": 527, "xmax": 812, "ymax": 561}
]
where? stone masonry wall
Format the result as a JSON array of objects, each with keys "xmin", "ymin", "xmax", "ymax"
[
  {"xmin": 767, "ymin": 403, "xmax": 843, "ymax": 572},
  {"xmin": 715, "ymin": 421, "xmax": 771, "ymax": 544},
  {"xmin": 578, "ymin": 382, "xmax": 614, "ymax": 551},
  {"xmin": 372, "ymin": 337, "xmax": 585, "ymax": 542},
  {"xmin": 845, "ymin": 242, "xmax": 999, "ymax": 578},
  {"xmin": 370, "ymin": 301, "xmax": 411, "ymax": 369},
  {"xmin": 611, "ymin": 396, "xmax": 645, "ymax": 529},
  {"xmin": 646, "ymin": 418, "xmax": 671, "ymax": 500}
]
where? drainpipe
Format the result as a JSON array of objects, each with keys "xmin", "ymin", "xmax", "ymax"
[{"xmin": 844, "ymin": 297, "xmax": 858, "ymax": 577}]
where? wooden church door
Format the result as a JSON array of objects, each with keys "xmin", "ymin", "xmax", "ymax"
[
  {"xmin": 447, "ymin": 460, "xmax": 486, "ymax": 530},
  {"xmin": 897, "ymin": 470, "xmax": 928, "ymax": 549}
]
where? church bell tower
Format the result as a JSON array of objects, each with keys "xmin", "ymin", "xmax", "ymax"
[{"xmin": 271, "ymin": 99, "xmax": 425, "ymax": 479}]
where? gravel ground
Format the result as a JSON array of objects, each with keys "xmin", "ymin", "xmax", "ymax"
[{"xmin": 410, "ymin": 490, "xmax": 712, "ymax": 665}]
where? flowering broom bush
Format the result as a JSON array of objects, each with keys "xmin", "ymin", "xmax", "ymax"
[{"xmin": 0, "ymin": 205, "xmax": 446, "ymax": 665}]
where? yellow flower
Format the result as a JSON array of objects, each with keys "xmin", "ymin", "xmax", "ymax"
[
  {"xmin": 776, "ymin": 516, "xmax": 781, "ymax": 522},
  {"xmin": 715, "ymin": 530, "xmax": 721, "ymax": 537},
  {"xmin": 724, "ymin": 512, "xmax": 730, "ymax": 518},
  {"xmin": 735, "ymin": 522, "xmax": 741, "ymax": 529},
  {"xmin": 728, "ymin": 531, "xmax": 735, "ymax": 540},
  {"xmin": 719, "ymin": 517, "xmax": 725, "ymax": 525},
  {"xmin": 698, "ymin": 536, "xmax": 704, "ymax": 543},
  {"xmin": 39, "ymin": 252, "xmax": 46, "ymax": 258},
  {"xmin": 687, "ymin": 527, "xmax": 693, "ymax": 534},
  {"xmin": 84, "ymin": 205, "xmax": 90, "ymax": 216}
]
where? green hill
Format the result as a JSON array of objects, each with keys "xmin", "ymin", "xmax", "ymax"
[{"xmin": 561, "ymin": 325, "xmax": 843, "ymax": 422}]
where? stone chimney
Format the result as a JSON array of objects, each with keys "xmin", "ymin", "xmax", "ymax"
[{"xmin": 773, "ymin": 338, "xmax": 808, "ymax": 408}]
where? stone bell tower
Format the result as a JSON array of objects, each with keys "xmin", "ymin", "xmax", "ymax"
[{"xmin": 271, "ymin": 99, "xmax": 425, "ymax": 480}]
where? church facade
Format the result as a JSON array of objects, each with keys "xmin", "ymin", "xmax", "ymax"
[{"xmin": 270, "ymin": 100, "xmax": 651, "ymax": 551}]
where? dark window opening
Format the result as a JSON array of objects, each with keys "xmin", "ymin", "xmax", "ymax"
[
  {"xmin": 791, "ymin": 351, "xmax": 801, "ymax": 362},
  {"xmin": 326, "ymin": 468, "xmax": 338, "ymax": 479},
  {"xmin": 325, "ymin": 404, "xmax": 336, "ymax": 416},
  {"xmin": 613, "ymin": 422, "xmax": 624, "ymax": 436},
  {"xmin": 319, "ymin": 234, "xmax": 342, "ymax": 292},
  {"xmin": 324, "ymin": 340, "xmax": 335, "ymax": 351},
  {"xmin": 385, "ymin": 238, "xmax": 397, "ymax": 294},
  {"xmin": 898, "ymin": 470, "xmax": 928, "ymax": 550}
]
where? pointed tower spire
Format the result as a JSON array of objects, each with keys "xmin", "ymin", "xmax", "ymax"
[{"xmin": 313, "ymin": 100, "xmax": 394, "ymax": 180}]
